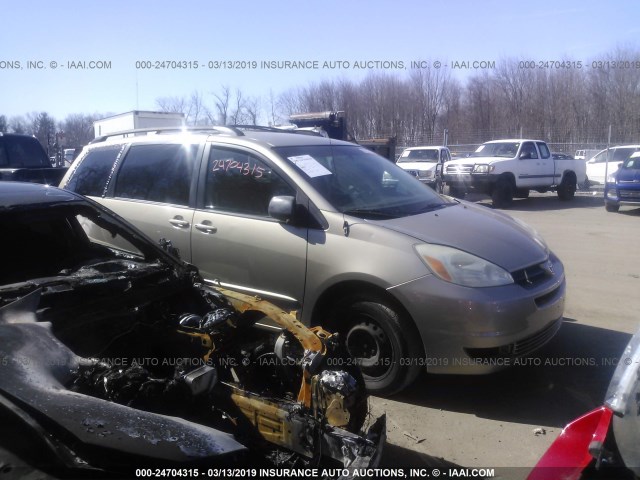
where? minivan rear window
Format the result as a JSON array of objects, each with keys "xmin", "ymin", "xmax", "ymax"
[
  {"xmin": 114, "ymin": 144, "xmax": 198, "ymax": 206},
  {"xmin": 65, "ymin": 145, "xmax": 123, "ymax": 197}
]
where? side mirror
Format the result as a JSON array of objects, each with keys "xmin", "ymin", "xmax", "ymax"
[
  {"xmin": 519, "ymin": 152, "xmax": 531, "ymax": 160},
  {"xmin": 268, "ymin": 195, "xmax": 295, "ymax": 223}
]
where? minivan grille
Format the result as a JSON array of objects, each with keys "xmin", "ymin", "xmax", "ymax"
[
  {"xmin": 511, "ymin": 318, "xmax": 562, "ymax": 356},
  {"xmin": 511, "ymin": 261, "xmax": 553, "ymax": 288},
  {"xmin": 464, "ymin": 318, "xmax": 562, "ymax": 360}
]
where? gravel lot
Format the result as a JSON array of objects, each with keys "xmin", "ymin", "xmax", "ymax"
[{"xmin": 371, "ymin": 191, "xmax": 640, "ymax": 479}]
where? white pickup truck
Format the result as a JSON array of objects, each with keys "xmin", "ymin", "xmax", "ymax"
[{"xmin": 442, "ymin": 139, "xmax": 587, "ymax": 208}]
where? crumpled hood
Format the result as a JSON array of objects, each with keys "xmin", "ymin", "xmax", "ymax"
[{"xmin": 364, "ymin": 201, "xmax": 548, "ymax": 272}]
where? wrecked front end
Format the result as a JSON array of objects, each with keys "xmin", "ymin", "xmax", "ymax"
[
  {"xmin": 0, "ymin": 246, "xmax": 384, "ymax": 477},
  {"xmin": 0, "ymin": 190, "xmax": 384, "ymax": 478}
]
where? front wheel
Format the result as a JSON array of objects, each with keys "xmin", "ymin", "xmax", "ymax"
[
  {"xmin": 605, "ymin": 203, "xmax": 620, "ymax": 212},
  {"xmin": 446, "ymin": 184, "xmax": 466, "ymax": 199},
  {"xmin": 434, "ymin": 178, "xmax": 444, "ymax": 194},
  {"xmin": 491, "ymin": 177, "xmax": 514, "ymax": 208},
  {"xmin": 332, "ymin": 295, "xmax": 424, "ymax": 396}
]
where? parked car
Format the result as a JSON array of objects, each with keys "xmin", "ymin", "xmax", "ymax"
[
  {"xmin": 604, "ymin": 151, "xmax": 640, "ymax": 212},
  {"xmin": 0, "ymin": 181, "xmax": 384, "ymax": 477},
  {"xmin": 528, "ymin": 326, "xmax": 640, "ymax": 480},
  {"xmin": 0, "ymin": 132, "xmax": 68, "ymax": 184},
  {"xmin": 586, "ymin": 145, "xmax": 640, "ymax": 186},
  {"xmin": 395, "ymin": 146, "xmax": 451, "ymax": 191},
  {"xmin": 61, "ymin": 126, "xmax": 566, "ymax": 395},
  {"xmin": 63, "ymin": 147, "xmax": 76, "ymax": 166},
  {"xmin": 443, "ymin": 139, "xmax": 586, "ymax": 208}
]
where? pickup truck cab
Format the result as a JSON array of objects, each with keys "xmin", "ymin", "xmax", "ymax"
[
  {"xmin": 0, "ymin": 133, "xmax": 68, "ymax": 185},
  {"xmin": 395, "ymin": 146, "xmax": 450, "ymax": 191},
  {"xmin": 604, "ymin": 151, "xmax": 640, "ymax": 212},
  {"xmin": 443, "ymin": 139, "xmax": 587, "ymax": 208}
]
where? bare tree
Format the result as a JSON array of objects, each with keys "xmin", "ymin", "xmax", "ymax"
[
  {"xmin": 25, "ymin": 112, "xmax": 57, "ymax": 152},
  {"xmin": 243, "ymin": 96, "xmax": 261, "ymax": 125},
  {"xmin": 8, "ymin": 116, "xmax": 27, "ymax": 134},
  {"xmin": 211, "ymin": 85, "xmax": 231, "ymax": 125},
  {"xmin": 60, "ymin": 113, "xmax": 101, "ymax": 147},
  {"xmin": 229, "ymin": 88, "xmax": 246, "ymax": 125},
  {"xmin": 156, "ymin": 95, "xmax": 188, "ymax": 114}
]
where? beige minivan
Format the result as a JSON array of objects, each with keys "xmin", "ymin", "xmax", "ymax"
[{"xmin": 62, "ymin": 126, "xmax": 566, "ymax": 395}]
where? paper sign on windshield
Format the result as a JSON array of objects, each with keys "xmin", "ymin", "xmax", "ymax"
[{"xmin": 288, "ymin": 155, "xmax": 332, "ymax": 178}]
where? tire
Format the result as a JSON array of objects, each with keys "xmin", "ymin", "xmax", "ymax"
[
  {"xmin": 557, "ymin": 174, "xmax": 577, "ymax": 201},
  {"xmin": 491, "ymin": 177, "xmax": 514, "ymax": 208},
  {"xmin": 605, "ymin": 203, "xmax": 620, "ymax": 212},
  {"xmin": 447, "ymin": 185, "xmax": 466, "ymax": 199},
  {"xmin": 331, "ymin": 294, "xmax": 424, "ymax": 396},
  {"xmin": 434, "ymin": 178, "xmax": 444, "ymax": 194}
]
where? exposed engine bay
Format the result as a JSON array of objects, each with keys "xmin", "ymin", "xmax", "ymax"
[{"xmin": 0, "ymin": 200, "xmax": 384, "ymax": 478}]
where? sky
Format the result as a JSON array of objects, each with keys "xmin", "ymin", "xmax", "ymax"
[{"xmin": 1, "ymin": 0, "xmax": 639, "ymax": 122}]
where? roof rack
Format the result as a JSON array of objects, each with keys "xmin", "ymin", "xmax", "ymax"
[
  {"xmin": 90, "ymin": 125, "xmax": 244, "ymax": 144},
  {"xmin": 228, "ymin": 124, "xmax": 326, "ymax": 137},
  {"xmin": 90, "ymin": 124, "xmax": 330, "ymax": 144}
]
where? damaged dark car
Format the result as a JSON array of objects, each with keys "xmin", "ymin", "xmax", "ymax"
[{"xmin": 0, "ymin": 182, "xmax": 385, "ymax": 478}]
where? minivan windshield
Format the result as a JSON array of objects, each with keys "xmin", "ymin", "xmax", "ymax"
[{"xmin": 274, "ymin": 144, "xmax": 449, "ymax": 219}]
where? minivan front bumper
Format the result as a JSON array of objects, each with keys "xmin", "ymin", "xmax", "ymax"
[{"xmin": 387, "ymin": 252, "xmax": 566, "ymax": 374}]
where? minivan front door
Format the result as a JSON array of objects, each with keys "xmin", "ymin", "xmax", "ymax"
[{"xmin": 191, "ymin": 145, "xmax": 308, "ymax": 306}]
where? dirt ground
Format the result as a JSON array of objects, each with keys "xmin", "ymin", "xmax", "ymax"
[{"xmin": 371, "ymin": 191, "xmax": 640, "ymax": 479}]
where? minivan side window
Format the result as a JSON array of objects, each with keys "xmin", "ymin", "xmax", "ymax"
[
  {"xmin": 114, "ymin": 144, "xmax": 198, "ymax": 206},
  {"xmin": 205, "ymin": 147, "xmax": 295, "ymax": 216},
  {"xmin": 65, "ymin": 145, "xmax": 123, "ymax": 197}
]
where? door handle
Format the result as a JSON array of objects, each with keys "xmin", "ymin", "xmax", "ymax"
[
  {"xmin": 169, "ymin": 217, "xmax": 190, "ymax": 228},
  {"xmin": 195, "ymin": 223, "xmax": 217, "ymax": 234}
]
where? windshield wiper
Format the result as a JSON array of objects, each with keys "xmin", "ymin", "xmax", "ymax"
[
  {"xmin": 343, "ymin": 209, "xmax": 399, "ymax": 219},
  {"xmin": 411, "ymin": 203, "xmax": 452, "ymax": 214}
]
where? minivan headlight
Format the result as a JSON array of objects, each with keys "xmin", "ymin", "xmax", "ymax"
[{"xmin": 415, "ymin": 244, "xmax": 513, "ymax": 287}]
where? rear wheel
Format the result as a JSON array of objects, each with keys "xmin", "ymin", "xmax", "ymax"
[
  {"xmin": 447, "ymin": 184, "xmax": 466, "ymax": 199},
  {"xmin": 557, "ymin": 174, "xmax": 577, "ymax": 200},
  {"xmin": 331, "ymin": 294, "xmax": 424, "ymax": 396}
]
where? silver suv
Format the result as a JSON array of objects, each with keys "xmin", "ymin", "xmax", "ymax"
[{"xmin": 62, "ymin": 126, "xmax": 566, "ymax": 395}]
